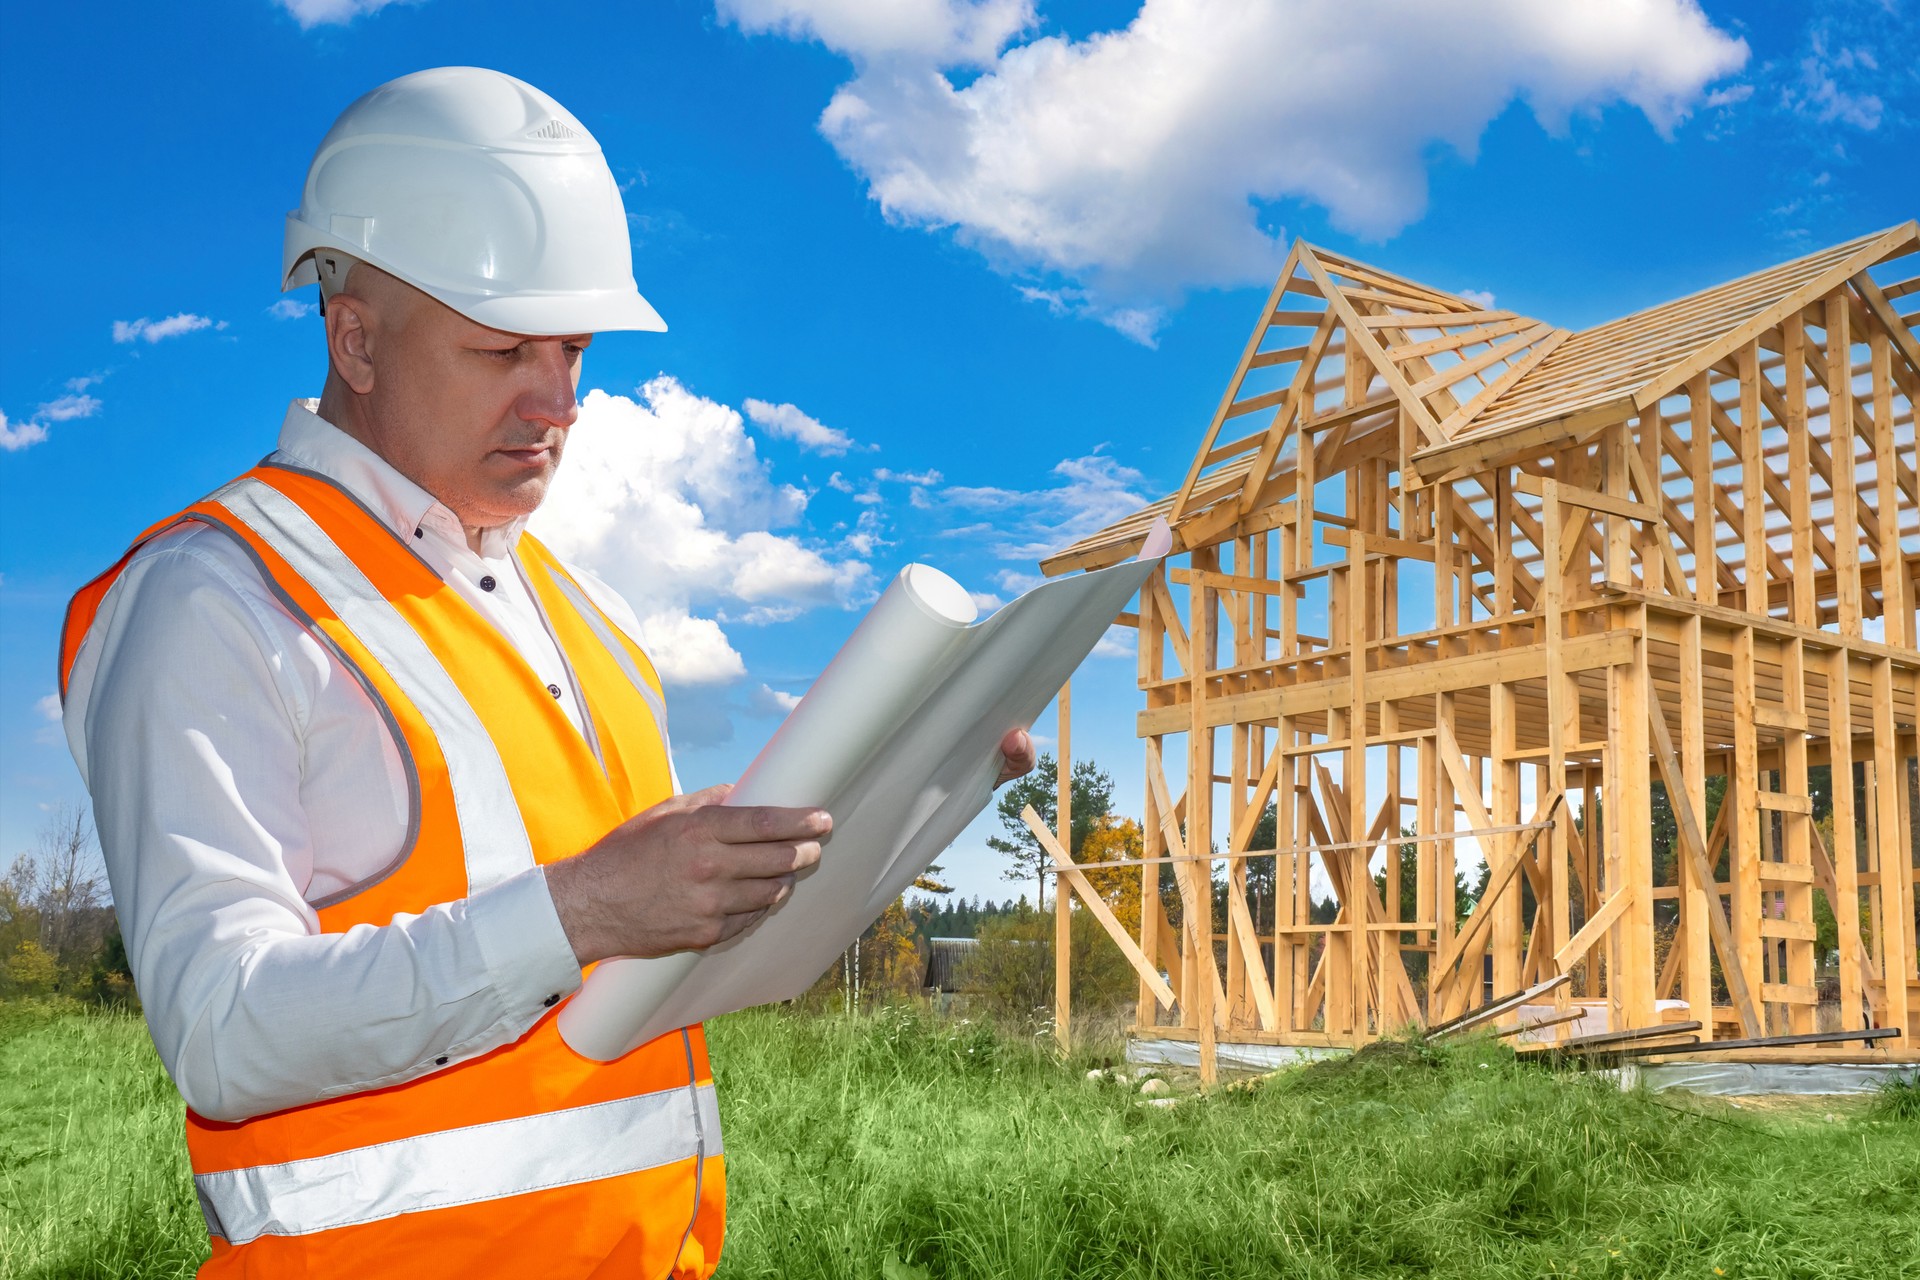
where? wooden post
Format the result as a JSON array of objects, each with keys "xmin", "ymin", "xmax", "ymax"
[
  {"xmin": 1054, "ymin": 679, "xmax": 1072, "ymax": 1053},
  {"xmin": 1688, "ymin": 374, "xmax": 1717, "ymax": 607},
  {"xmin": 1739, "ymin": 343, "xmax": 1768, "ymax": 616},
  {"xmin": 1872, "ymin": 658, "xmax": 1911, "ymax": 1047},
  {"xmin": 1828, "ymin": 649, "xmax": 1863, "ymax": 1031},
  {"xmin": 1733, "ymin": 627, "xmax": 1765, "ymax": 1032},
  {"xmin": 1826, "ymin": 297, "xmax": 1863, "ymax": 639},
  {"xmin": 1785, "ymin": 315, "xmax": 1818, "ymax": 629},
  {"xmin": 1137, "ymin": 585, "xmax": 1164, "ymax": 1032},
  {"xmin": 1612, "ymin": 606, "xmax": 1656, "ymax": 1028},
  {"xmin": 1869, "ymin": 328, "xmax": 1911, "ymax": 647},
  {"xmin": 1190, "ymin": 552, "xmax": 1219, "ymax": 1085},
  {"xmin": 1678, "ymin": 614, "xmax": 1713, "ymax": 1037},
  {"xmin": 1347, "ymin": 529, "xmax": 1371, "ymax": 1045}
]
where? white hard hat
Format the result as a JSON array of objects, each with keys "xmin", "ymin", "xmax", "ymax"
[{"xmin": 283, "ymin": 66, "xmax": 665, "ymax": 336}]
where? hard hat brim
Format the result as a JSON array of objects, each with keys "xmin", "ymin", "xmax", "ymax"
[
  {"xmin": 443, "ymin": 287, "xmax": 668, "ymax": 337},
  {"xmin": 283, "ymin": 220, "xmax": 668, "ymax": 337}
]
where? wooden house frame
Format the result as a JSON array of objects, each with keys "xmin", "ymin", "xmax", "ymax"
[{"xmin": 1035, "ymin": 225, "xmax": 1920, "ymax": 1080}]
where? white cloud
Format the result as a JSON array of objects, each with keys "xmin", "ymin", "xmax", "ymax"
[
  {"xmin": 0, "ymin": 410, "xmax": 50, "ymax": 453},
  {"xmin": 38, "ymin": 394, "xmax": 101, "ymax": 422},
  {"xmin": 530, "ymin": 377, "xmax": 873, "ymax": 707},
  {"xmin": 1090, "ymin": 624, "xmax": 1133, "ymax": 658},
  {"xmin": 936, "ymin": 452, "xmax": 1149, "ymax": 560},
  {"xmin": 874, "ymin": 466, "xmax": 943, "ymax": 485},
  {"xmin": 752, "ymin": 0, "xmax": 1747, "ymax": 337},
  {"xmin": 113, "ymin": 313, "xmax": 216, "ymax": 344},
  {"xmin": 1786, "ymin": 30, "xmax": 1883, "ymax": 130},
  {"xmin": 720, "ymin": 0, "xmax": 1033, "ymax": 65},
  {"xmin": 633, "ymin": 609, "xmax": 748, "ymax": 685},
  {"xmin": 1458, "ymin": 288, "xmax": 1497, "ymax": 310},
  {"xmin": 3, "ymin": 374, "xmax": 107, "ymax": 451},
  {"xmin": 276, "ymin": 0, "xmax": 406, "ymax": 27},
  {"xmin": 269, "ymin": 299, "xmax": 317, "ymax": 320},
  {"xmin": 742, "ymin": 397, "xmax": 864, "ymax": 455},
  {"xmin": 31, "ymin": 692, "xmax": 67, "ymax": 745},
  {"xmin": 994, "ymin": 568, "xmax": 1045, "ymax": 596},
  {"xmin": 751, "ymin": 683, "xmax": 803, "ymax": 714},
  {"xmin": 839, "ymin": 507, "xmax": 889, "ymax": 557}
]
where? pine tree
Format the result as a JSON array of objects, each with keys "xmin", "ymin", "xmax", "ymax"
[{"xmin": 985, "ymin": 753, "xmax": 1114, "ymax": 908}]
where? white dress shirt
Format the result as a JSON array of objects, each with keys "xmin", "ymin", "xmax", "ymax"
[{"xmin": 64, "ymin": 401, "xmax": 665, "ymax": 1123}]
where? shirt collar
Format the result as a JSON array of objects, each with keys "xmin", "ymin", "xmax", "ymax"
[{"xmin": 272, "ymin": 400, "xmax": 530, "ymax": 560}]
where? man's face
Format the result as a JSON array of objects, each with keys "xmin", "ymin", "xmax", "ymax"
[{"xmin": 329, "ymin": 266, "xmax": 592, "ymax": 532}]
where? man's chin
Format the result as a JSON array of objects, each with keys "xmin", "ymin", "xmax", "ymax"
[{"xmin": 467, "ymin": 476, "xmax": 551, "ymax": 528}]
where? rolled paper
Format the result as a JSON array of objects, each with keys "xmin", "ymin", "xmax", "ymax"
[
  {"xmin": 559, "ymin": 521, "xmax": 1169, "ymax": 1061},
  {"xmin": 727, "ymin": 563, "xmax": 977, "ymax": 809}
]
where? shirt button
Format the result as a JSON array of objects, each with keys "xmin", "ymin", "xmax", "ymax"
[
  {"xmin": 543, "ymin": 993, "xmax": 561, "ymax": 1008},
  {"xmin": 434, "ymin": 1056, "xmax": 448, "ymax": 1066},
  {"xmin": 413, "ymin": 527, "xmax": 423, "ymax": 539},
  {"xmin": 480, "ymin": 575, "xmax": 497, "ymax": 592},
  {"xmin": 547, "ymin": 683, "xmax": 562, "ymax": 699}
]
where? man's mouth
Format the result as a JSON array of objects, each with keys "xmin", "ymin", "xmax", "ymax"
[{"xmin": 496, "ymin": 442, "xmax": 555, "ymax": 468}]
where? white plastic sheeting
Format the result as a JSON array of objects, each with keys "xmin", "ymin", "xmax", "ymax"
[
  {"xmin": 1639, "ymin": 1060, "xmax": 1919, "ymax": 1096},
  {"xmin": 1126, "ymin": 1040, "xmax": 1350, "ymax": 1071}
]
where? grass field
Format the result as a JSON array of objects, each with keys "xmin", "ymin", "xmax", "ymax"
[{"xmin": 3, "ymin": 998, "xmax": 1919, "ymax": 1278}]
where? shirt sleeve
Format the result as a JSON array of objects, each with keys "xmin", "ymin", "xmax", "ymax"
[{"xmin": 65, "ymin": 527, "xmax": 583, "ymax": 1123}]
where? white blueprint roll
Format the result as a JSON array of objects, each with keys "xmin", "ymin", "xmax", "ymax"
[
  {"xmin": 558, "ymin": 533, "xmax": 1166, "ymax": 1062},
  {"xmin": 557, "ymin": 566, "xmax": 974, "ymax": 1062},
  {"xmin": 728, "ymin": 564, "xmax": 977, "ymax": 807}
]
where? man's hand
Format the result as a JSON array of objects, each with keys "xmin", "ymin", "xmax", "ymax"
[
  {"xmin": 996, "ymin": 727, "xmax": 1037, "ymax": 788},
  {"xmin": 544, "ymin": 785, "xmax": 829, "ymax": 967}
]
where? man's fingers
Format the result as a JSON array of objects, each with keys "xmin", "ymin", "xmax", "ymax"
[
  {"xmin": 698, "ymin": 803, "xmax": 831, "ymax": 846},
  {"xmin": 995, "ymin": 726, "xmax": 1037, "ymax": 788},
  {"xmin": 716, "ymin": 875, "xmax": 798, "ymax": 942},
  {"xmin": 714, "ymin": 872, "xmax": 796, "ymax": 916},
  {"xmin": 707, "ymin": 840, "xmax": 821, "ymax": 881},
  {"xmin": 683, "ymin": 839, "xmax": 820, "ymax": 886}
]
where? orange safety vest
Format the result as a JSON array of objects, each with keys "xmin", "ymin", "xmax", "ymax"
[{"xmin": 60, "ymin": 463, "xmax": 725, "ymax": 1278}]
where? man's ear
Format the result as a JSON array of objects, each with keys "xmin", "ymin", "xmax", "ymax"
[{"xmin": 324, "ymin": 293, "xmax": 378, "ymax": 396}]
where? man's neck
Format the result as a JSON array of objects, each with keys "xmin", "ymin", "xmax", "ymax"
[{"xmin": 315, "ymin": 376, "xmax": 497, "ymax": 557}]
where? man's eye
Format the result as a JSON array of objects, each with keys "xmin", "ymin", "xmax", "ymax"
[{"xmin": 564, "ymin": 343, "xmax": 586, "ymax": 361}]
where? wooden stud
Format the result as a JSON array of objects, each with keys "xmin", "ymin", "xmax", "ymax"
[{"xmin": 1054, "ymin": 680, "xmax": 1072, "ymax": 1051}]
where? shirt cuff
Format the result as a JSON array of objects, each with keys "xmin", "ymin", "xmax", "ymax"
[{"xmin": 466, "ymin": 866, "xmax": 583, "ymax": 1020}]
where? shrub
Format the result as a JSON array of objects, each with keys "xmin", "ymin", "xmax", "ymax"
[{"xmin": 964, "ymin": 904, "xmax": 1139, "ymax": 1024}]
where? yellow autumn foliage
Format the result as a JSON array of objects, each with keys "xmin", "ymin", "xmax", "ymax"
[{"xmin": 1076, "ymin": 815, "xmax": 1144, "ymax": 938}]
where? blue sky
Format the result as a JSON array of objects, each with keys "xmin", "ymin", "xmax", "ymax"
[{"xmin": 2, "ymin": 0, "xmax": 1915, "ymax": 906}]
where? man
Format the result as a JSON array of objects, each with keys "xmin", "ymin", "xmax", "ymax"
[{"xmin": 61, "ymin": 67, "xmax": 1033, "ymax": 1277}]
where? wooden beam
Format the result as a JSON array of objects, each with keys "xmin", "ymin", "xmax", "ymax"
[{"xmin": 1026, "ymin": 806, "xmax": 1179, "ymax": 1010}]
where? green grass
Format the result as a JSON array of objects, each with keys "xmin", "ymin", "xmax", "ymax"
[
  {"xmin": 0, "ymin": 1000, "xmax": 205, "ymax": 1278},
  {"xmin": 3, "ymin": 999, "xmax": 1918, "ymax": 1278}
]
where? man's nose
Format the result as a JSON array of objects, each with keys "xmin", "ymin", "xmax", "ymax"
[{"xmin": 517, "ymin": 343, "xmax": 581, "ymax": 429}]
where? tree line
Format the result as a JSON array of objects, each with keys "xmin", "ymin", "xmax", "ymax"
[{"xmin": 1, "ymin": 805, "xmax": 131, "ymax": 1003}]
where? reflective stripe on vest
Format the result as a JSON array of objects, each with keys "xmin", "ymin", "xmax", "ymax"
[
  {"xmin": 214, "ymin": 475, "xmax": 536, "ymax": 893},
  {"xmin": 197, "ymin": 1081, "xmax": 724, "ymax": 1246}
]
